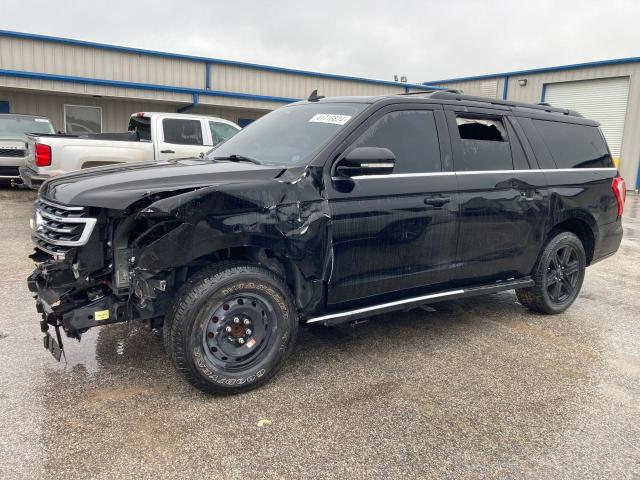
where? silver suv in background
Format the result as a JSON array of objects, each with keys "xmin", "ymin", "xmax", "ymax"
[{"xmin": 0, "ymin": 114, "xmax": 56, "ymax": 186}]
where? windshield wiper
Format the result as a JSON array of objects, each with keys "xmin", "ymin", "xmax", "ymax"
[{"xmin": 213, "ymin": 154, "xmax": 262, "ymax": 165}]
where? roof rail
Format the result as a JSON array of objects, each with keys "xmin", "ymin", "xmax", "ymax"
[
  {"xmin": 399, "ymin": 88, "xmax": 462, "ymax": 96},
  {"xmin": 429, "ymin": 91, "xmax": 582, "ymax": 116}
]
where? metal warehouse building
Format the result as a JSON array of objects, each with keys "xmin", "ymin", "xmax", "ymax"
[
  {"xmin": 2, "ymin": 30, "xmax": 639, "ymax": 189},
  {"xmin": 425, "ymin": 60, "xmax": 640, "ymax": 189},
  {"xmin": 0, "ymin": 30, "xmax": 424, "ymax": 133}
]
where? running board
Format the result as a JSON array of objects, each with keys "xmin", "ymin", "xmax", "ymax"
[{"xmin": 306, "ymin": 277, "xmax": 534, "ymax": 326}]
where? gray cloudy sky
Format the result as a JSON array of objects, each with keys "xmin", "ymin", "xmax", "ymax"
[{"xmin": 1, "ymin": 0, "xmax": 639, "ymax": 84}]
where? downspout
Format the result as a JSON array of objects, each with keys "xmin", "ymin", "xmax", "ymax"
[
  {"xmin": 177, "ymin": 92, "xmax": 200, "ymax": 113},
  {"xmin": 502, "ymin": 75, "xmax": 509, "ymax": 100},
  {"xmin": 205, "ymin": 62, "xmax": 211, "ymax": 89}
]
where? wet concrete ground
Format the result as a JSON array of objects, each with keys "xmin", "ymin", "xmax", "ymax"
[{"xmin": 0, "ymin": 188, "xmax": 638, "ymax": 480}]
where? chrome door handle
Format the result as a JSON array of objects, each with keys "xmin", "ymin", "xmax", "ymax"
[
  {"xmin": 424, "ymin": 197, "xmax": 451, "ymax": 207},
  {"xmin": 160, "ymin": 149, "xmax": 175, "ymax": 154}
]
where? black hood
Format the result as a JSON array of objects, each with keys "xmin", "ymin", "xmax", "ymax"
[{"xmin": 41, "ymin": 158, "xmax": 287, "ymax": 210}]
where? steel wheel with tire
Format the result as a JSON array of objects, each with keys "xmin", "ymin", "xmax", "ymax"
[
  {"xmin": 516, "ymin": 232, "xmax": 586, "ymax": 314},
  {"xmin": 164, "ymin": 263, "xmax": 298, "ymax": 395}
]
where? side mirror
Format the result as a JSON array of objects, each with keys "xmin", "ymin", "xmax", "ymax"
[{"xmin": 335, "ymin": 147, "xmax": 395, "ymax": 177}]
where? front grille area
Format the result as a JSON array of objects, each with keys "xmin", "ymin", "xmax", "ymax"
[
  {"xmin": 32, "ymin": 198, "xmax": 97, "ymax": 258},
  {"xmin": 0, "ymin": 148, "xmax": 25, "ymax": 158}
]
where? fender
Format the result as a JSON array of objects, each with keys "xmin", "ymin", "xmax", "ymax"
[{"xmin": 133, "ymin": 173, "xmax": 332, "ymax": 299}]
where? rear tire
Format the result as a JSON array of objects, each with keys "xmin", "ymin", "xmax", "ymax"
[
  {"xmin": 516, "ymin": 232, "xmax": 586, "ymax": 314},
  {"xmin": 165, "ymin": 262, "xmax": 298, "ymax": 395}
]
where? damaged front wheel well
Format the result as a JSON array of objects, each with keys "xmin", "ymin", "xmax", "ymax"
[{"xmin": 184, "ymin": 246, "xmax": 311, "ymax": 311}]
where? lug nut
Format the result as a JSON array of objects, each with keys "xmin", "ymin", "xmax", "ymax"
[
  {"xmin": 225, "ymin": 326, "xmax": 232, "ymax": 333},
  {"xmin": 233, "ymin": 317, "xmax": 240, "ymax": 323},
  {"xmin": 243, "ymin": 318, "xmax": 251, "ymax": 325},
  {"xmin": 245, "ymin": 329, "xmax": 252, "ymax": 335},
  {"xmin": 237, "ymin": 338, "xmax": 245, "ymax": 344}
]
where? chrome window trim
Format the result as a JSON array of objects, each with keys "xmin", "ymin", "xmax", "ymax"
[{"xmin": 348, "ymin": 167, "xmax": 617, "ymax": 179}]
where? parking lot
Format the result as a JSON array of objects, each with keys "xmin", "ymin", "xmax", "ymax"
[{"xmin": 0, "ymin": 188, "xmax": 637, "ymax": 479}]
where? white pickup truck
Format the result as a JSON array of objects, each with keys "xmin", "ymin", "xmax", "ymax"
[{"xmin": 20, "ymin": 112, "xmax": 241, "ymax": 189}]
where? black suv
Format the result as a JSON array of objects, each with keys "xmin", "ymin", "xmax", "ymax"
[{"xmin": 28, "ymin": 91, "xmax": 626, "ymax": 394}]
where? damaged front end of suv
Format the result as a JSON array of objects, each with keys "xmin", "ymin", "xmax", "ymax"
[
  {"xmin": 28, "ymin": 191, "xmax": 190, "ymax": 358},
  {"xmin": 28, "ymin": 166, "xmax": 330, "ymax": 360}
]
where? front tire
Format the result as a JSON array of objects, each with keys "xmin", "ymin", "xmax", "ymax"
[
  {"xmin": 516, "ymin": 232, "xmax": 586, "ymax": 314},
  {"xmin": 165, "ymin": 263, "xmax": 298, "ymax": 395}
]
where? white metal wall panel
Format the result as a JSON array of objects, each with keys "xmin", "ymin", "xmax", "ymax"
[
  {"xmin": 0, "ymin": 89, "xmax": 268, "ymax": 132},
  {"xmin": 0, "ymin": 37, "xmax": 204, "ymax": 88},
  {"xmin": 430, "ymin": 77, "xmax": 506, "ymax": 99},
  {"xmin": 480, "ymin": 80, "xmax": 498, "ymax": 98},
  {"xmin": 544, "ymin": 77, "xmax": 630, "ymax": 160},
  {"xmin": 211, "ymin": 64, "xmax": 407, "ymax": 99}
]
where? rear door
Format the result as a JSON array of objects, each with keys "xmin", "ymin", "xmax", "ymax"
[
  {"xmin": 326, "ymin": 104, "xmax": 459, "ymax": 306},
  {"xmin": 445, "ymin": 107, "xmax": 549, "ymax": 284},
  {"xmin": 156, "ymin": 117, "xmax": 208, "ymax": 160}
]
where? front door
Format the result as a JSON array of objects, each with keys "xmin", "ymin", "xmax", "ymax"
[{"xmin": 326, "ymin": 106, "xmax": 460, "ymax": 306}]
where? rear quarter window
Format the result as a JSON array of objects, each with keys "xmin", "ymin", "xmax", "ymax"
[{"xmin": 532, "ymin": 120, "xmax": 613, "ymax": 169}]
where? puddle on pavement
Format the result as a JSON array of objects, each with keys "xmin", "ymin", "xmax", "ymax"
[{"xmin": 52, "ymin": 323, "xmax": 166, "ymax": 376}]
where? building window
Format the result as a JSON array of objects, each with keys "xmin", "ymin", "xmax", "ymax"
[
  {"xmin": 64, "ymin": 105, "xmax": 102, "ymax": 134},
  {"xmin": 237, "ymin": 118, "xmax": 254, "ymax": 128}
]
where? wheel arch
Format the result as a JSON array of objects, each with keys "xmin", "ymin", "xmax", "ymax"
[{"xmin": 548, "ymin": 213, "xmax": 596, "ymax": 265}]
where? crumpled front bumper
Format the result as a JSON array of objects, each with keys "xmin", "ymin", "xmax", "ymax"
[{"xmin": 28, "ymin": 264, "xmax": 125, "ymax": 339}]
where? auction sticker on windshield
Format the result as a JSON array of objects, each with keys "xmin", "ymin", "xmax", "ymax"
[{"xmin": 309, "ymin": 114, "xmax": 352, "ymax": 125}]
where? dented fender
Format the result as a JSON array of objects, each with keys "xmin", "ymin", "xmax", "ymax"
[{"xmin": 133, "ymin": 168, "xmax": 333, "ymax": 300}]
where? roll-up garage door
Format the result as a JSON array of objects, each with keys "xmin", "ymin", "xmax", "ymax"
[{"xmin": 544, "ymin": 77, "xmax": 630, "ymax": 165}]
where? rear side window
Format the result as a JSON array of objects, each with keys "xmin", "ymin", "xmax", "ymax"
[
  {"xmin": 128, "ymin": 117, "xmax": 151, "ymax": 141},
  {"xmin": 532, "ymin": 120, "xmax": 613, "ymax": 168},
  {"xmin": 453, "ymin": 115, "xmax": 513, "ymax": 171},
  {"xmin": 351, "ymin": 110, "xmax": 441, "ymax": 173},
  {"xmin": 457, "ymin": 117, "xmax": 506, "ymax": 141},
  {"xmin": 163, "ymin": 119, "xmax": 203, "ymax": 145}
]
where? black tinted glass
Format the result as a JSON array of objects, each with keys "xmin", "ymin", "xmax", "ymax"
[
  {"xmin": 352, "ymin": 110, "xmax": 441, "ymax": 173},
  {"xmin": 163, "ymin": 119, "xmax": 203, "ymax": 145},
  {"xmin": 532, "ymin": 120, "xmax": 613, "ymax": 168},
  {"xmin": 506, "ymin": 121, "xmax": 530, "ymax": 170},
  {"xmin": 453, "ymin": 116, "xmax": 513, "ymax": 171}
]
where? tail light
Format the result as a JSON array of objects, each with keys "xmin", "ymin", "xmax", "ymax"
[
  {"xmin": 612, "ymin": 177, "xmax": 626, "ymax": 217},
  {"xmin": 35, "ymin": 143, "xmax": 51, "ymax": 167}
]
